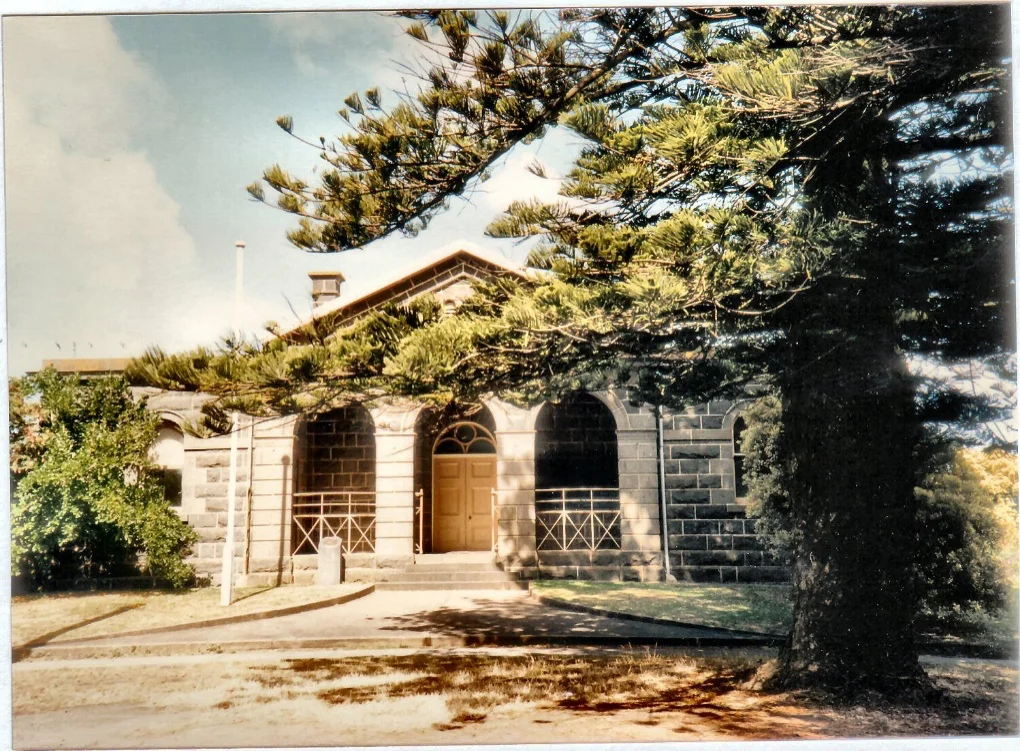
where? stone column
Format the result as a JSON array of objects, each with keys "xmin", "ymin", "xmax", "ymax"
[
  {"xmin": 487, "ymin": 399, "xmax": 542, "ymax": 572},
  {"xmin": 242, "ymin": 414, "xmax": 299, "ymax": 586},
  {"xmin": 596, "ymin": 391, "xmax": 665, "ymax": 581},
  {"xmin": 370, "ymin": 402, "xmax": 422, "ymax": 568}
]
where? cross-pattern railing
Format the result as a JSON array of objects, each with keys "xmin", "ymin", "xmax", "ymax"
[
  {"xmin": 292, "ymin": 491, "xmax": 376, "ymax": 555},
  {"xmin": 535, "ymin": 488, "xmax": 622, "ymax": 551}
]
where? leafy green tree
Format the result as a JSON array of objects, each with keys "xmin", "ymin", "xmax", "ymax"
[
  {"xmin": 743, "ymin": 396, "xmax": 1018, "ymax": 634},
  {"xmin": 10, "ymin": 370, "xmax": 197, "ymax": 589},
  {"xmin": 134, "ymin": 6, "xmax": 1012, "ymax": 696},
  {"xmin": 915, "ymin": 445, "xmax": 1019, "ymax": 618}
]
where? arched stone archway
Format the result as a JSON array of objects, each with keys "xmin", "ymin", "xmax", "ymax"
[
  {"xmin": 535, "ymin": 393, "xmax": 619, "ymax": 491},
  {"xmin": 152, "ymin": 420, "xmax": 184, "ymax": 507},
  {"xmin": 413, "ymin": 404, "xmax": 497, "ymax": 553},
  {"xmin": 534, "ymin": 393, "xmax": 622, "ymax": 555},
  {"xmin": 294, "ymin": 404, "xmax": 377, "ymax": 555}
]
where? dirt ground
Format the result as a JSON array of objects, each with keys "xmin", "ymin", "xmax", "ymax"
[{"xmin": 12, "ymin": 647, "xmax": 1019, "ymax": 748}]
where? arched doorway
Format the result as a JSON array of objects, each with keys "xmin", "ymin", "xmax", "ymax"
[{"xmin": 432, "ymin": 421, "xmax": 497, "ymax": 552}]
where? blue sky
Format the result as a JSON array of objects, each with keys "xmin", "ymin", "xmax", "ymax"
[{"xmin": 3, "ymin": 11, "xmax": 583, "ymax": 375}]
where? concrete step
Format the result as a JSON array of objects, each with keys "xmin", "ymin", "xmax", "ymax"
[
  {"xmin": 403, "ymin": 563, "xmax": 505, "ymax": 573},
  {"xmin": 344, "ymin": 568, "xmax": 518, "ymax": 583},
  {"xmin": 374, "ymin": 580, "xmax": 528, "ymax": 591}
]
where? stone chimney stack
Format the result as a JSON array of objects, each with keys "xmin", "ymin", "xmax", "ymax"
[{"xmin": 309, "ymin": 270, "xmax": 345, "ymax": 308}]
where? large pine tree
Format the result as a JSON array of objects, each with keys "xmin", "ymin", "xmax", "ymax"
[{"xmin": 134, "ymin": 5, "xmax": 1012, "ymax": 696}]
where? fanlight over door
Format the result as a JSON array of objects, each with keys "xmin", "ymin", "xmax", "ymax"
[{"xmin": 432, "ymin": 422, "xmax": 496, "ymax": 552}]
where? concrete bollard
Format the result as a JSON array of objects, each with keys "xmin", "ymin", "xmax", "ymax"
[{"xmin": 315, "ymin": 537, "xmax": 343, "ymax": 586}]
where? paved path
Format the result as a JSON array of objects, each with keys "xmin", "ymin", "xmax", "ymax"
[{"xmin": 32, "ymin": 589, "xmax": 773, "ymax": 654}]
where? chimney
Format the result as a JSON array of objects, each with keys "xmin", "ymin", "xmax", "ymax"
[{"xmin": 309, "ymin": 270, "xmax": 346, "ymax": 308}]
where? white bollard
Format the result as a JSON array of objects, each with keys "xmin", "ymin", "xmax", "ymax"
[{"xmin": 315, "ymin": 537, "xmax": 343, "ymax": 586}]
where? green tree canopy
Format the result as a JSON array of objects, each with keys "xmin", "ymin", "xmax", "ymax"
[
  {"xmin": 11, "ymin": 370, "xmax": 197, "ymax": 589},
  {"xmin": 133, "ymin": 5, "xmax": 1013, "ymax": 697}
]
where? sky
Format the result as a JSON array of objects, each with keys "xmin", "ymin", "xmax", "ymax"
[{"xmin": 2, "ymin": 11, "xmax": 584, "ymax": 376}]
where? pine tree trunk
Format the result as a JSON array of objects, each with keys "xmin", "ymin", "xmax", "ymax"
[{"xmin": 766, "ymin": 294, "xmax": 938, "ymax": 699}]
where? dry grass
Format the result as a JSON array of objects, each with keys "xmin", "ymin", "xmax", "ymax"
[
  {"xmin": 11, "ymin": 585, "xmax": 364, "ymax": 645},
  {"xmin": 245, "ymin": 651, "xmax": 1018, "ymax": 738},
  {"xmin": 13, "ymin": 649, "xmax": 1018, "ymax": 746}
]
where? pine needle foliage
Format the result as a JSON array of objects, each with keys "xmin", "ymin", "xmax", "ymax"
[{"xmin": 136, "ymin": 5, "xmax": 1012, "ymax": 697}]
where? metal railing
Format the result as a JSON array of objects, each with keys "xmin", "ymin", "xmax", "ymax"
[
  {"xmin": 413, "ymin": 488, "xmax": 425, "ymax": 557},
  {"xmin": 534, "ymin": 488, "xmax": 622, "ymax": 551},
  {"xmin": 292, "ymin": 491, "xmax": 376, "ymax": 555}
]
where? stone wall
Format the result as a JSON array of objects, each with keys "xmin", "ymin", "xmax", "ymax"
[
  {"xmin": 661, "ymin": 400, "xmax": 788, "ymax": 583},
  {"xmin": 142, "ymin": 386, "xmax": 784, "ymax": 586},
  {"xmin": 535, "ymin": 394, "xmax": 618, "ymax": 488},
  {"xmin": 522, "ymin": 391, "xmax": 663, "ymax": 582},
  {"xmin": 141, "ymin": 390, "xmax": 300, "ymax": 588},
  {"xmin": 298, "ymin": 406, "xmax": 375, "ymax": 493},
  {"xmin": 179, "ymin": 431, "xmax": 250, "ymax": 585}
]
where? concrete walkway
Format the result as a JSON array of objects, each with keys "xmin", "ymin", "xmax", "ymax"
[{"xmin": 27, "ymin": 589, "xmax": 777, "ymax": 657}]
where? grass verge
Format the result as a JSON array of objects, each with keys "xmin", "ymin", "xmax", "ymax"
[
  {"xmin": 531, "ymin": 581, "xmax": 793, "ymax": 635},
  {"xmin": 244, "ymin": 650, "xmax": 1016, "ymax": 738},
  {"xmin": 12, "ymin": 585, "xmax": 365, "ymax": 645}
]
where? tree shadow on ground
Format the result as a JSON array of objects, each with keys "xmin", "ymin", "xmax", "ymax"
[
  {"xmin": 12, "ymin": 603, "xmax": 143, "ymax": 661},
  {"xmin": 376, "ymin": 596, "xmax": 748, "ymax": 645},
  {"xmin": 255, "ymin": 650, "xmax": 812, "ymax": 738},
  {"xmin": 245, "ymin": 647, "xmax": 1019, "ymax": 740}
]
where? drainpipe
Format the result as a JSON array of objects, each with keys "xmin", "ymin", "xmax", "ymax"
[{"xmin": 656, "ymin": 405, "xmax": 673, "ymax": 581}]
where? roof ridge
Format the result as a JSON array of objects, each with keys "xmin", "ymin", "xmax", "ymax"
[{"xmin": 277, "ymin": 244, "xmax": 526, "ymax": 340}]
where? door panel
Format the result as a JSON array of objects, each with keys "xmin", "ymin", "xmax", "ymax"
[
  {"xmin": 433, "ymin": 457, "xmax": 466, "ymax": 551},
  {"xmin": 466, "ymin": 458, "xmax": 496, "ymax": 550},
  {"xmin": 433, "ymin": 456, "xmax": 496, "ymax": 552}
]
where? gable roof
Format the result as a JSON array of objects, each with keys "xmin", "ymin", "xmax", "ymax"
[{"xmin": 279, "ymin": 241, "xmax": 527, "ymax": 341}]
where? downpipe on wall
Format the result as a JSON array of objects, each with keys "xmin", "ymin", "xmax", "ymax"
[{"xmin": 656, "ymin": 405, "xmax": 675, "ymax": 582}]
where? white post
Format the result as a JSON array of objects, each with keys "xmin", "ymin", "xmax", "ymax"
[
  {"xmin": 221, "ymin": 241, "xmax": 246, "ymax": 606},
  {"xmin": 234, "ymin": 240, "xmax": 244, "ymax": 332},
  {"xmin": 220, "ymin": 413, "xmax": 240, "ymax": 606}
]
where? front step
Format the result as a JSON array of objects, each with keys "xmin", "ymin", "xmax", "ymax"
[
  {"xmin": 344, "ymin": 568, "xmax": 517, "ymax": 583},
  {"xmin": 374, "ymin": 580, "xmax": 527, "ymax": 591},
  {"xmin": 343, "ymin": 552, "xmax": 524, "ymax": 590}
]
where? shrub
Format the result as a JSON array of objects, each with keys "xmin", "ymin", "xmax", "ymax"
[
  {"xmin": 914, "ymin": 445, "xmax": 1018, "ymax": 617},
  {"xmin": 10, "ymin": 369, "xmax": 197, "ymax": 589},
  {"xmin": 743, "ymin": 393, "xmax": 1018, "ymax": 629}
]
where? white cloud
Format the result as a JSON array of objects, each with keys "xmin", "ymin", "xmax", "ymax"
[
  {"xmin": 264, "ymin": 11, "xmax": 407, "ymax": 85},
  {"xmin": 475, "ymin": 152, "xmax": 569, "ymax": 211},
  {"xmin": 4, "ymin": 16, "xmax": 196, "ymax": 373},
  {"xmin": 267, "ymin": 13, "xmax": 350, "ymax": 47},
  {"xmin": 292, "ymin": 51, "xmax": 328, "ymax": 78}
]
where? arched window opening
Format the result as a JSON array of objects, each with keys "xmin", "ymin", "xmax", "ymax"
[
  {"xmin": 294, "ymin": 405, "xmax": 376, "ymax": 555},
  {"xmin": 433, "ymin": 422, "xmax": 496, "ymax": 455},
  {"xmin": 534, "ymin": 393, "xmax": 620, "ymax": 552},
  {"xmin": 535, "ymin": 393, "xmax": 619, "ymax": 490},
  {"xmin": 152, "ymin": 422, "xmax": 184, "ymax": 507},
  {"xmin": 733, "ymin": 416, "xmax": 749, "ymax": 499}
]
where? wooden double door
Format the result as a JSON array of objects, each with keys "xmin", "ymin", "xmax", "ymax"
[{"xmin": 433, "ymin": 455, "xmax": 496, "ymax": 552}]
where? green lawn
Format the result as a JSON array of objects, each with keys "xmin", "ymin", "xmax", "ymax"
[
  {"xmin": 918, "ymin": 589, "xmax": 1020, "ymax": 652},
  {"xmin": 531, "ymin": 581, "xmax": 794, "ymax": 635},
  {"xmin": 532, "ymin": 581, "xmax": 1019, "ymax": 652}
]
